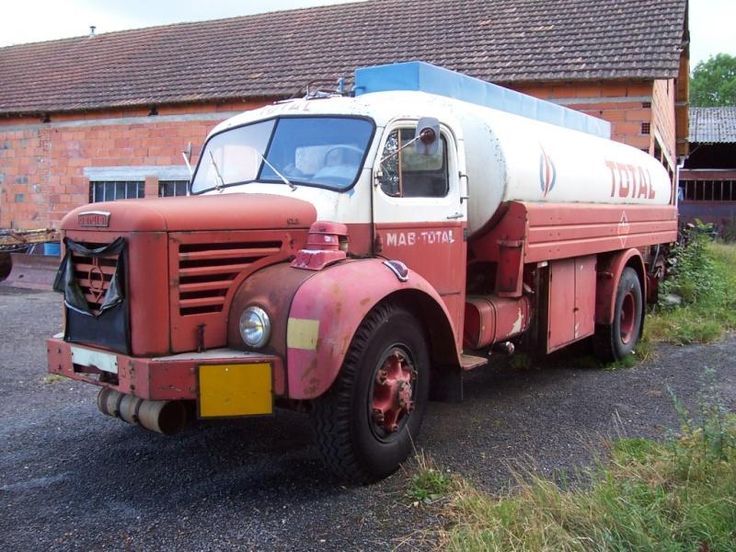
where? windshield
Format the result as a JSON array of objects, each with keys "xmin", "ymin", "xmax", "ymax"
[{"xmin": 191, "ymin": 116, "xmax": 374, "ymax": 194}]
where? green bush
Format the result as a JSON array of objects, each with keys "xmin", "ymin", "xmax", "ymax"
[
  {"xmin": 646, "ymin": 237, "xmax": 736, "ymax": 345},
  {"xmin": 659, "ymin": 225, "xmax": 716, "ymax": 306}
]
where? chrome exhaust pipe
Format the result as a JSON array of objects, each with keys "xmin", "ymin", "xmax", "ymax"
[{"xmin": 97, "ymin": 388, "xmax": 188, "ymax": 435}]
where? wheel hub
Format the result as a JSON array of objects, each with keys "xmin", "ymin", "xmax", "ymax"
[
  {"xmin": 620, "ymin": 291, "xmax": 636, "ymax": 344},
  {"xmin": 371, "ymin": 349, "xmax": 416, "ymax": 434}
]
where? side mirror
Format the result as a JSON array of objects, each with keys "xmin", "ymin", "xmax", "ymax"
[{"xmin": 414, "ymin": 117, "xmax": 440, "ymax": 156}]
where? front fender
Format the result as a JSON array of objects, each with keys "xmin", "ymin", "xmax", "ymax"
[{"xmin": 286, "ymin": 258, "xmax": 457, "ymax": 400}]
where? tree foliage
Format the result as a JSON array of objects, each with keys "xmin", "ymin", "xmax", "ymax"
[{"xmin": 690, "ymin": 53, "xmax": 736, "ymax": 107}]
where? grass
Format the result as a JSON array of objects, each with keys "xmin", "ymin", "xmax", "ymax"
[
  {"xmin": 407, "ymin": 449, "xmax": 453, "ymax": 505},
  {"xmin": 443, "ymin": 396, "xmax": 736, "ymax": 551},
  {"xmin": 645, "ymin": 238, "xmax": 736, "ymax": 346},
  {"xmin": 41, "ymin": 373, "xmax": 66, "ymax": 384}
]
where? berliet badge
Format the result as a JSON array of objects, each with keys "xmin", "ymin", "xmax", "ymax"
[{"xmin": 78, "ymin": 211, "xmax": 111, "ymax": 228}]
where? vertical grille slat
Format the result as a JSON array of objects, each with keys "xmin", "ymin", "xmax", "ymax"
[{"xmin": 177, "ymin": 240, "xmax": 282, "ymax": 316}]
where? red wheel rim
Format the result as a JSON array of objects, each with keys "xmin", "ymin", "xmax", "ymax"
[
  {"xmin": 370, "ymin": 347, "xmax": 416, "ymax": 438},
  {"xmin": 619, "ymin": 291, "xmax": 636, "ymax": 344}
]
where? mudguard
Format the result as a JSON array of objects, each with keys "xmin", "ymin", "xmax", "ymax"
[
  {"xmin": 286, "ymin": 258, "xmax": 458, "ymax": 399},
  {"xmin": 595, "ymin": 248, "xmax": 646, "ymax": 325}
]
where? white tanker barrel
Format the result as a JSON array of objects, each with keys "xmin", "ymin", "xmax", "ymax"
[{"xmin": 458, "ymin": 106, "xmax": 674, "ymax": 237}]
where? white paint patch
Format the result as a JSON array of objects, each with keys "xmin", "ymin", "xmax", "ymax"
[
  {"xmin": 512, "ymin": 308, "xmax": 524, "ymax": 335},
  {"xmin": 71, "ymin": 345, "xmax": 118, "ymax": 374}
]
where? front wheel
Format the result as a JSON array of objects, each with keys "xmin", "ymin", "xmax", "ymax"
[
  {"xmin": 310, "ymin": 303, "xmax": 430, "ymax": 483},
  {"xmin": 594, "ymin": 267, "xmax": 643, "ymax": 362}
]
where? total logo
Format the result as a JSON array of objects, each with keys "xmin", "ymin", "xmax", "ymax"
[{"xmin": 539, "ymin": 147, "xmax": 557, "ymax": 197}]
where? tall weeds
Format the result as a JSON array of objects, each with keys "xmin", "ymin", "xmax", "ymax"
[
  {"xmin": 646, "ymin": 235, "xmax": 736, "ymax": 344},
  {"xmin": 445, "ymin": 384, "xmax": 736, "ymax": 551}
]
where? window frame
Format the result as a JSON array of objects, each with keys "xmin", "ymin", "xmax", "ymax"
[
  {"xmin": 371, "ymin": 120, "xmax": 463, "ymax": 225},
  {"xmin": 159, "ymin": 180, "xmax": 189, "ymax": 197},
  {"xmin": 378, "ymin": 127, "xmax": 450, "ymax": 199}
]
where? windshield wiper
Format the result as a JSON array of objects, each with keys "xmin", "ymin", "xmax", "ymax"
[
  {"xmin": 256, "ymin": 151, "xmax": 297, "ymax": 191},
  {"xmin": 207, "ymin": 149, "xmax": 295, "ymax": 192},
  {"xmin": 208, "ymin": 150, "xmax": 226, "ymax": 192}
]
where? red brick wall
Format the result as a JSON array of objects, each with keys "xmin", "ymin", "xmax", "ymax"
[{"xmin": 0, "ymin": 100, "xmax": 267, "ymax": 229}]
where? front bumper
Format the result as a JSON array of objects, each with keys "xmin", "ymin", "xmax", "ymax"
[{"xmin": 47, "ymin": 337, "xmax": 285, "ymax": 403}]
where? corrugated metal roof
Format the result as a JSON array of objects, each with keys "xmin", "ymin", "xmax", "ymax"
[
  {"xmin": 689, "ymin": 107, "xmax": 736, "ymax": 143},
  {"xmin": 0, "ymin": 0, "xmax": 688, "ymax": 116}
]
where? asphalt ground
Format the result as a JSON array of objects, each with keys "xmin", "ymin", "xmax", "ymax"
[{"xmin": 1, "ymin": 285, "xmax": 735, "ymax": 551}]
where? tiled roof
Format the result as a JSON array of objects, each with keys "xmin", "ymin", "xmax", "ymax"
[
  {"xmin": 689, "ymin": 107, "xmax": 736, "ymax": 143},
  {"xmin": 0, "ymin": 0, "xmax": 688, "ymax": 116}
]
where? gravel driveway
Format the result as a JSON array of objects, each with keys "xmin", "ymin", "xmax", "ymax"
[{"xmin": 1, "ymin": 285, "xmax": 735, "ymax": 551}]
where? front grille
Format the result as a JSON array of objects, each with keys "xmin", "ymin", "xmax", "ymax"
[
  {"xmin": 177, "ymin": 241, "xmax": 282, "ymax": 316},
  {"xmin": 71, "ymin": 243, "xmax": 120, "ymax": 315}
]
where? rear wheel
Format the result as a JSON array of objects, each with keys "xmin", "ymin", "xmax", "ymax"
[
  {"xmin": 310, "ymin": 303, "xmax": 430, "ymax": 483},
  {"xmin": 594, "ymin": 267, "xmax": 643, "ymax": 362}
]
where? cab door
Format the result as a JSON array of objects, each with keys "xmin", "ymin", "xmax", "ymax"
[{"xmin": 372, "ymin": 121, "xmax": 467, "ymax": 345}]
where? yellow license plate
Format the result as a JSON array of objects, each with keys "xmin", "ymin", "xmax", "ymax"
[{"xmin": 198, "ymin": 363, "xmax": 273, "ymax": 418}]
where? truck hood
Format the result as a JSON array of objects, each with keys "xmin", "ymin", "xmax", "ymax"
[{"xmin": 60, "ymin": 193, "xmax": 318, "ymax": 233}]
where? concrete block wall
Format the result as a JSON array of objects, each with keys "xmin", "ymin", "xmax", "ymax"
[
  {"xmin": 511, "ymin": 80, "xmax": 668, "ymax": 156},
  {"xmin": 651, "ymin": 78, "xmax": 677, "ymax": 167},
  {"xmin": 0, "ymin": 79, "xmax": 679, "ymax": 230},
  {"xmin": 0, "ymin": 100, "xmax": 267, "ymax": 229}
]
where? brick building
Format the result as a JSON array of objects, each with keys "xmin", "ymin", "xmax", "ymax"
[{"xmin": 0, "ymin": 0, "xmax": 689, "ymax": 230}]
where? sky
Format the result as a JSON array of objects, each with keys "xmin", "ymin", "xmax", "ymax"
[{"xmin": 0, "ymin": 0, "xmax": 733, "ymax": 68}]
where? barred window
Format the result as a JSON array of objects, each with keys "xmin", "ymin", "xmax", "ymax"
[
  {"xmin": 159, "ymin": 180, "xmax": 189, "ymax": 197},
  {"xmin": 680, "ymin": 180, "xmax": 736, "ymax": 202},
  {"xmin": 89, "ymin": 181, "xmax": 144, "ymax": 203}
]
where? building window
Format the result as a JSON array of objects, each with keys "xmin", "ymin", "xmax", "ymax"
[
  {"xmin": 159, "ymin": 180, "xmax": 189, "ymax": 197},
  {"xmin": 641, "ymin": 122, "xmax": 651, "ymax": 135},
  {"xmin": 680, "ymin": 180, "xmax": 736, "ymax": 202},
  {"xmin": 89, "ymin": 180, "xmax": 145, "ymax": 202}
]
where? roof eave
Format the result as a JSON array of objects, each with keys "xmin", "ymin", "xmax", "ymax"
[{"xmin": 0, "ymin": 93, "xmax": 291, "ymax": 119}]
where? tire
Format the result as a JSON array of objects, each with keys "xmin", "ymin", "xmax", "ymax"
[
  {"xmin": 310, "ymin": 302, "xmax": 430, "ymax": 483},
  {"xmin": 594, "ymin": 267, "xmax": 643, "ymax": 362},
  {"xmin": 0, "ymin": 252, "xmax": 10, "ymax": 281}
]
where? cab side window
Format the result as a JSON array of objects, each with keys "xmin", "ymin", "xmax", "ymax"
[{"xmin": 379, "ymin": 128, "xmax": 449, "ymax": 198}]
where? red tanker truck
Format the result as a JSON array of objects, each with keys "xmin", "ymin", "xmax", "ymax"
[{"xmin": 47, "ymin": 62, "xmax": 677, "ymax": 482}]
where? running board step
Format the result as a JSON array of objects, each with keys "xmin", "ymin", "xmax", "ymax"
[{"xmin": 460, "ymin": 353, "xmax": 488, "ymax": 370}]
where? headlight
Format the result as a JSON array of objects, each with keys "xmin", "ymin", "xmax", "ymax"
[{"xmin": 239, "ymin": 306, "xmax": 271, "ymax": 348}]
